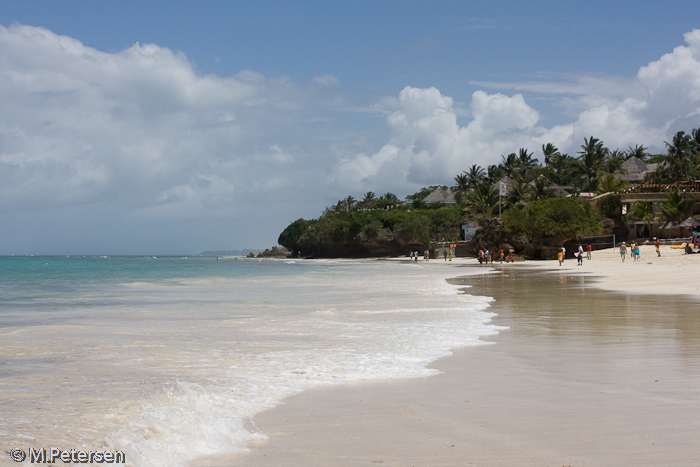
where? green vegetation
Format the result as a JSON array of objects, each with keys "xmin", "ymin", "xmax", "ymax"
[
  {"xmin": 502, "ymin": 197, "xmax": 599, "ymax": 240},
  {"xmin": 279, "ymin": 128, "xmax": 700, "ymax": 258},
  {"xmin": 279, "ymin": 205, "xmax": 464, "ymax": 257}
]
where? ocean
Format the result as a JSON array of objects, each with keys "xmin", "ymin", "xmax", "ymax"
[{"xmin": 0, "ymin": 256, "xmax": 498, "ymax": 466}]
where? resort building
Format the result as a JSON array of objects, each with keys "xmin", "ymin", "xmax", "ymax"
[
  {"xmin": 617, "ymin": 157, "xmax": 662, "ymax": 183},
  {"xmin": 593, "ymin": 188, "xmax": 700, "ymax": 239},
  {"xmin": 423, "ymin": 187, "xmax": 457, "ymax": 205}
]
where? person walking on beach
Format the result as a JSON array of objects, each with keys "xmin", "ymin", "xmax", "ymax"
[
  {"xmin": 508, "ymin": 249, "xmax": 514, "ymax": 262},
  {"xmin": 577, "ymin": 244, "xmax": 584, "ymax": 266},
  {"xmin": 444, "ymin": 249, "xmax": 448, "ymax": 261},
  {"xmin": 500, "ymin": 249, "xmax": 505, "ymax": 263},
  {"xmin": 620, "ymin": 242, "xmax": 627, "ymax": 262},
  {"xmin": 558, "ymin": 247, "xmax": 564, "ymax": 266},
  {"xmin": 424, "ymin": 249, "xmax": 430, "ymax": 262},
  {"xmin": 630, "ymin": 241, "xmax": 636, "ymax": 261},
  {"xmin": 655, "ymin": 237, "xmax": 661, "ymax": 257},
  {"xmin": 478, "ymin": 249, "xmax": 484, "ymax": 264},
  {"xmin": 560, "ymin": 245, "xmax": 566, "ymax": 262},
  {"xmin": 633, "ymin": 244, "xmax": 641, "ymax": 261},
  {"xmin": 586, "ymin": 244, "xmax": 592, "ymax": 260}
]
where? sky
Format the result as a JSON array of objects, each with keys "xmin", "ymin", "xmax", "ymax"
[{"xmin": 2, "ymin": 1, "xmax": 700, "ymax": 255}]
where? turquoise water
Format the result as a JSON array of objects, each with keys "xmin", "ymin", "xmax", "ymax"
[{"xmin": 0, "ymin": 256, "xmax": 497, "ymax": 466}]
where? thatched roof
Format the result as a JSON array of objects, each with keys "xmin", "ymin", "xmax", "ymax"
[
  {"xmin": 618, "ymin": 157, "xmax": 662, "ymax": 182},
  {"xmin": 424, "ymin": 187, "xmax": 457, "ymax": 205},
  {"xmin": 660, "ymin": 221, "xmax": 681, "ymax": 230},
  {"xmin": 680, "ymin": 216, "xmax": 700, "ymax": 228}
]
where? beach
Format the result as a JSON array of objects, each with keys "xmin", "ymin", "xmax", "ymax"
[
  {"xmin": 0, "ymin": 257, "xmax": 497, "ymax": 467},
  {"xmin": 215, "ymin": 245, "xmax": 700, "ymax": 467}
]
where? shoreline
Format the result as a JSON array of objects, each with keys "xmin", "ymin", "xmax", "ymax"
[{"xmin": 194, "ymin": 248, "xmax": 700, "ymax": 466}]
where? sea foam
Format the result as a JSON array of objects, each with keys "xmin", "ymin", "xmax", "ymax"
[{"xmin": 0, "ymin": 257, "xmax": 497, "ymax": 466}]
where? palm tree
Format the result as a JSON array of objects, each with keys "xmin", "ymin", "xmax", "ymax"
[
  {"xmin": 464, "ymin": 164, "xmax": 486, "ymax": 190},
  {"xmin": 517, "ymin": 148, "xmax": 538, "ymax": 169},
  {"xmin": 486, "ymin": 164, "xmax": 502, "ymax": 184},
  {"xmin": 628, "ymin": 201, "xmax": 656, "ymax": 238},
  {"xmin": 626, "ymin": 144, "xmax": 648, "ymax": 161},
  {"xmin": 663, "ymin": 131, "xmax": 696, "ymax": 182},
  {"xmin": 500, "ymin": 153, "xmax": 518, "ymax": 178},
  {"xmin": 453, "ymin": 174, "xmax": 469, "ymax": 203},
  {"xmin": 605, "ymin": 149, "xmax": 626, "ymax": 173},
  {"xmin": 360, "ymin": 191, "xmax": 377, "ymax": 209},
  {"xmin": 505, "ymin": 180, "xmax": 531, "ymax": 209},
  {"xmin": 693, "ymin": 128, "xmax": 700, "ymax": 174},
  {"xmin": 661, "ymin": 190, "xmax": 692, "ymax": 224},
  {"xmin": 597, "ymin": 173, "xmax": 627, "ymax": 193},
  {"xmin": 381, "ymin": 192, "xmax": 399, "ymax": 204},
  {"xmin": 466, "ymin": 183, "xmax": 498, "ymax": 215},
  {"xmin": 691, "ymin": 128, "xmax": 700, "ymax": 154},
  {"xmin": 532, "ymin": 177, "xmax": 555, "ymax": 201},
  {"xmin": 375, "ymin": 192, "xmax": 400, "ymax": 210},
  {"xmin": 344, "ymin": 195, "xmax": 357, "ymax": 211},
  {"xmin": 544, "ymin": 152, "xmax": 574, "ymax": 185},
  {"xmin": 576, "ymin": 136, "xmax": 608, "ymax": 191},
  {"xmin": 542, "ymin": 143, "xmax": 560, "ymax": 167},
  {"xmin": 512, "ymin": 148, "xmax": 538, "ymax": 181}
]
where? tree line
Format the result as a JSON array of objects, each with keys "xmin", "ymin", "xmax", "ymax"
[{"xmin": 279, "ymin": 129, "xmax": 700, "ymax": 257}]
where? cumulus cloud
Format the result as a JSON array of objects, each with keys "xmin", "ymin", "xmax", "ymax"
[
  {"xmin": 2, "ymin": 23, "xmax": 700, "ymax": 253},
  {"xmin": 0, "ymin": 24, "xmax": 334, "ymax": 217},
  {"xmin": 330, "ymin": 87, "xmax": 548, "ymax": 190},
  {"xmin": 332, "ymin": 29, "xmax": 700, "ymax": 192},
  {"xmin": 0, "ymin": 24, "xmax": 356, "ymax": 252}
]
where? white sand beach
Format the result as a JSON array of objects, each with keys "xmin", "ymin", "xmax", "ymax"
[
  {"xmin": 197, "ymin": 247, "xmax": 700, "ymax": 467},
  {"xmin": 523, "ymin": 243, "xmax": 700, "ymax": 298}
]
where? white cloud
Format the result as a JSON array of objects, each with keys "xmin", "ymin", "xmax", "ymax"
[
  {"xmin": 311, "ymin": 74, "xmax": 339, "ymax": 87},
  {"xmin": 637, "ymin": 29, "xmax": 700, "ymax": 129},
  {"xmin": 332, "ymin": 29, "xmax": 700, "ymax": 192},
  {"xmin": 3, "ymin": 23, "xmax": 700, "ymax": 253},
  {"xmin": 331, "ymin": 87, "xmax": 548, "ymax": 189},
  {"xmin": 0, "ymin": 24, "xmax": 334, "ymax": 217}
]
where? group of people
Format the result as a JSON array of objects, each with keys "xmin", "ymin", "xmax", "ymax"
[
  {"xmin": 619, "ymin": 241, "xmax": 642, "ymax": 261},
  {"xmin": 478, "ymin": 248, "xmax": 515, "ymax": 264},
  {"xmin": 409, "ymin": 250, "xmax": 431, "ymax": 262},
  {"xmin": 558, "ymin": 244, "xmax": 592, "ymax": 266}
]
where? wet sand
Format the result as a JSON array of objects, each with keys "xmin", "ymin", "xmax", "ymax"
[{"xmin": 197, "ymin": 257, "xmax": 700, "ymax": 467}]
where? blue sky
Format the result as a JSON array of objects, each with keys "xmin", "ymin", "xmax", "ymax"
[{"xmin": 2, "ymin": 1, "xmax": 700, "ymax": 254}]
